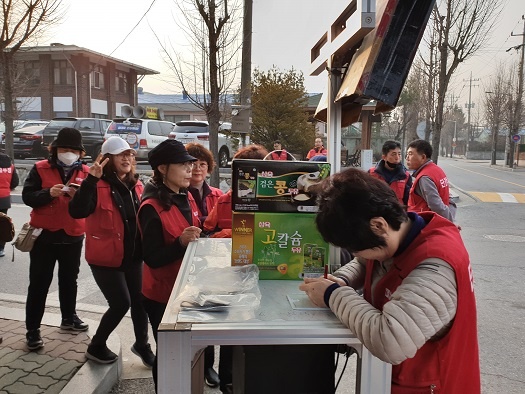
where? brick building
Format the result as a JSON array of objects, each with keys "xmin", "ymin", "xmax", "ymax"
[{"xmin": 12, "ymin": 44, "xmax": 158, "ymax": 120}]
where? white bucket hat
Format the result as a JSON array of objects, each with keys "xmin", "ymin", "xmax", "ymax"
[{"xmin": 101, "ymin": 136, "xmax": 136, "ymax": 155}]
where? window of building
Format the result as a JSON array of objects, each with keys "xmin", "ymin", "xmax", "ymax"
[
  {"xmin": 53, "ymin": 60, "xmax": 74, "ymax": 85},
  {"xmin": 115, "ymin": 71, "xmax": 128, "ymax": 93},
  {"xmin": 22, "ymin": 61, "xmax": 40, "ymax": 85},
  {"xmin": 91, "ymin": 65, "xmax": 105, "ymax": 89}
]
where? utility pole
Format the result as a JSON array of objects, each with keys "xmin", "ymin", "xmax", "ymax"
[
  {"xmin": 507, "ymin": 16, "xmax": 525, "ymax": 168},
  {"xmin": 239, "ymin": 0, "xmax": 253, "ymax": 146},
  {"xmin": 464, "ymin": 72, "xmax": 479, "ymax": 157}
]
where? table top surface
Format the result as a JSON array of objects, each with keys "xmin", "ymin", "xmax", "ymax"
[{"xmin": 160, "ymin": 238, "xmax": 355, "ymax": 335}]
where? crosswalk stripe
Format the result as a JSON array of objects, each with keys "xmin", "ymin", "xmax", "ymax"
[{"xmin": 469, "ymin": 192, "xmax": 524, "ymax": 203}]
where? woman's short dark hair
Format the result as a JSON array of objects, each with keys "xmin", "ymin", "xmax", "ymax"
[
  {"xmin": 185, "ymin": 142, "xmax": 215, "ymax": 171},
  {"xmin": 103, "ymin": 153, "xmax": 138, "ymax": 187},
  {"xmin": 315, "ymin": 168, "xmax": 408, "ymax": 252}
]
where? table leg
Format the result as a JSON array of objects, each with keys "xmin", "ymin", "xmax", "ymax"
[{"xmin": 158, "ymin": 330, "xmax": 193, "ymax": 394}]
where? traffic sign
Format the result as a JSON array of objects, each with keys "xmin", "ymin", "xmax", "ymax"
[{"xmin": 512, "ymin": 134, "xmax": 521, "ymax": 143}]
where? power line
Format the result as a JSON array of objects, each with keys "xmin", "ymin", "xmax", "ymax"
[{"xmin": 108, "ymin": 0, "xmax": 158, "ymax": 57}]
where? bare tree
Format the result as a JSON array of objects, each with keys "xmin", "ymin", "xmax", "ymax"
[
  {"xmin": 0, "ymin": 0, "xmax": 64, "ymax": 158},
  {"xmin": 427, "ymin": 0, "xmax": 503, "ymax": 164},
  {"xmin": 155, "ymin": 0, "xmax": 242, "ymax": 186}
]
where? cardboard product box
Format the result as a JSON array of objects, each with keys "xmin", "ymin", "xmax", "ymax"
[
  {"xmin": 231, "ymin": 212, "xmax": 329, "ymax": 280},
  {"xmin": 231, "ymin": 159, "xmax": 331, "ymax": 213}
]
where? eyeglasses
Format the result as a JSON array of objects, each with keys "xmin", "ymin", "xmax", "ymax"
[
  {"xmin": 180, "ymin": 162, "xmax": 196, "ymax": 171},
  {"xmin": 194, "ymin": 162, "xmax": 209, "ymax": 169},
  {"xmin": 116, "ymin": 152, "xmax": 135, "ymax": 159}
]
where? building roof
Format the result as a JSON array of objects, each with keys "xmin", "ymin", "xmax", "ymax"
[{"xmin": 16, "ymin": 44, "xmax": 159, "ymax": 75}]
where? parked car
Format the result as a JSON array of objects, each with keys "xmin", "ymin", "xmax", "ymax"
[
  {"xmin": 1, "ymin": 125, "xmax": 49, "ymax": 159},
  {"xmin": 104, "ymin": 118, "xmax": 177, "ymax": 160},
  {"xmin": 169, "ymin": 121, "xmax": 238, "ymax": 167},
  {"xmin": 42, "ymin": 117, "xmax": 112, "ymax": 159},
  {"xmin": 0, "ymin": 120, "xmax": 49, "ymax": 144}
]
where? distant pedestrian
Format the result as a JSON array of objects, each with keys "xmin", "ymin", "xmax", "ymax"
[
  {"xmin": 306, "ymin": 137, "xmax": 327, "ymax": 160},
  {"xmin": 270, "ymin": 140, "xmax": 291, "ymax": 160},
  {"xmin": 22, "ymin": 128, "xmax": 90, "ymax": 351},
  {"xmin": 0, "ymin": 152, "xmax": 19, "ymax": 257},
  {"xmin": 368, "ymin": 140, "xmax": 412, "ymax": 206},
  {"xmin": 405, "ymin": 139, "xmax": 456, "ymax": 222},
  {"xmin": 69, "ymin": 137, "xmax": 154, "ymax": 367}
]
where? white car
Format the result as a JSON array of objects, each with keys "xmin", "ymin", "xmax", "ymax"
[
  {"xmin": 169, "ymin": 120, "xmax": 238, "ymax": 167},
  {"xmin": 104, "ymin": 118, "xmax": 176, "ymax": 160},
  {"xmin": 0, "ymin": 120, "xmax": 49, "ymax": 144}
]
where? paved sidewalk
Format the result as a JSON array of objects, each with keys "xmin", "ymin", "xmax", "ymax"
[{"xmin": 0, "ymin": 306, "xmax": 121, "ymax": 394}]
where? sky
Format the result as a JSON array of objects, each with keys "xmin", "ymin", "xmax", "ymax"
[{"xmin": 43, "ymin": 0, "xmax": 523, "ymax": 119}]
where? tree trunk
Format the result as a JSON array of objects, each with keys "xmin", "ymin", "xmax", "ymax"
[{"xmin": 1, "ymin": 52, "xmax": 16, "ymax": 159}]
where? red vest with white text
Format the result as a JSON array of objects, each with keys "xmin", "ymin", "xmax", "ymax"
[
  {"xmin": 363, "ymin": 213, "xmax": 480, "ymax": 393},
  {"xmin": 139, "ymin": 194, "xmax": 200, "ymax": 304},
  {"xmin": 408, "ymin": 162, "xmax": 449, "ymax": 213},
  {"xmin": 85, "ymin": 179, "xmax": 143, "ymax": 267},
  {"xmin": 29, "ymin": 161, "xmax": 89, "ymax": 236},
  {"xmin": 0, "ymin": 164, "xmax": 15, "ymax": 198},
  {"xmin": 271, "ymin": 150, "xmax": 288, "ymax": 160},
  {"xmin": 368, "ymin": 167, "xmax": 409, "ymax": 205}
]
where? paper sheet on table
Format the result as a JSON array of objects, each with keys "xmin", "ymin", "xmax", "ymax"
[{"xmin": 287, "ymin": 293, "xmax": 330, "ymax": 311}]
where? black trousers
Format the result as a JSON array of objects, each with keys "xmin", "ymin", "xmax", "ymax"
[
  {"xmin": 143, "ymin": 296, "xmax": 167, "ymax": 393},
  {"xmin": 25, "ymin": 239, "xmax": 83, "ymax": 331},
  {"xmin": 0, "ymin": 208, "xmax": 8, "ymax": 250},
  {"xmin": 90, "ymin": 264, "xmax": 149, "ymax": 347}
]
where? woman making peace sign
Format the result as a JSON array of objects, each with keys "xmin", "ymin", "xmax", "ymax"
[{"xmin": 69, "ymin": 136, "xmax": 154, "ymax": 367}]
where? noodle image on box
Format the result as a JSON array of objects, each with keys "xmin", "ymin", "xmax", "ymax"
[
  {"xmin": 231, "ymin": 212, "xmax": 328, "ymax": 280},
  {"xmin": 232, "ymin": 159, "xmax": 331, "ymax": 213}
]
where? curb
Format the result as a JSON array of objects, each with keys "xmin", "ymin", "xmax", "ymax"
[{"xmin": 0, "ymin": 306, "xmax": 121, "ymax": 394}]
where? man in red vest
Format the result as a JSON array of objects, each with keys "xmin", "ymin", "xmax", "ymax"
[
  {"xmin": 368, "ymin": 140, "xmax": 412, "ymax": 206},
  {"xmin": 300, "ymin": 169, "xmax": 480, "ymax": 393},
  {"xmin": 406, "ymin": 139, "xmax": 456, "ymax": 222},
  {"xmin": 306, "ymin": 137, "xmax": 327, "ymax": 160}
]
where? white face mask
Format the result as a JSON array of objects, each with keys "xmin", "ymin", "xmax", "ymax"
[{"xmin": 57, "ymin": 152, "xmax": 80, "ymax": 166}]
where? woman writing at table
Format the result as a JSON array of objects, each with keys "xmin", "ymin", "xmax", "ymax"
[{"xmin": 138, "ymin": 139, "xmax": 201, "ymax": 391}]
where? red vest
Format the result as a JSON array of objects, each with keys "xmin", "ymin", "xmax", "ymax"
[
  {"xmin": 363, "ymin": 213, "xmax": 480, "ymax": 393},
  {"xmin": 203, "ymin": 190, "xmax": 232, "ymax": 232},
  {"xmin": 270, "ymin": 150, "xmax": 288, "ymax": 160},
  {"xmin": 29, "ymin": 161, "xmax": 89, "ymax": 236},
  {"xmin": 307, "ymin": 147, "xmax": 327, "ymax": 159},
  {"xmin": 368, "ymin": 167, "xmax": 409, "ymax": 205},
  {"xmin": 0, "ymin": 165, "xmax": 15, "ymax": 198},
  {"xmin": 204, "ymin": 186, "xmax": 223, "ymax": 218},
  {"xmin": 139, "ymin": 194, "xmax": 200, "ymax": 304},
  {"xmin": 85, "ymin": 179, "xmax": 143, "ymax": 268},
  {"xmin": 408, "ymin": 162, "xmax": 449, "ymax": 213}
]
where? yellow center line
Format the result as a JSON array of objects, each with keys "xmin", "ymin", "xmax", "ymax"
[{"xmin": 448, "ymin": 164, "xmax": 525, "ymax": 189}]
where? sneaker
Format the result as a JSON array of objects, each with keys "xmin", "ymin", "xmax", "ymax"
[
  {"xmin": 0, "ymin": 249, "xmax": 5, "ymax": 257},
  {"xmin": 131, "ymin": 343, "xmax": 155, "ymax": 369},
  {"xmin": 26, "ymin": 329, "xmax": 44, "ymax": 350},
  {"xmin": 85, "ymin": 344, "xmax": 118, "ymax": 364},
  {"xmin": 204, "ymin": 367, "xmax": 220, "ymax": 388},
  {"xmin": 60, "ymin": 314, "xmax": 89, "ymax": 331}
]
